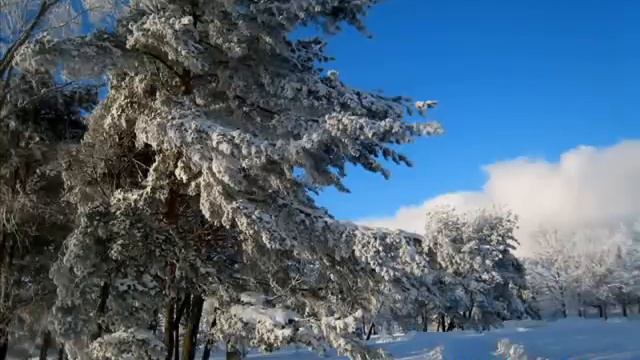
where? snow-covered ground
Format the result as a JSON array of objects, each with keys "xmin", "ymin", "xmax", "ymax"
[{"xmin": 209, "ymin": 318, "xmax": 640, "ymax": 359}]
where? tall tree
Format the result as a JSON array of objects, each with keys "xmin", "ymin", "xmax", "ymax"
[{"xmin": 21, "ymin": 0, "xmax": 443, "ymax": 359}]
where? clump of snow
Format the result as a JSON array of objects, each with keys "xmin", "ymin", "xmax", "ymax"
[
  {"xmin": 239, "ymin": 292, "xmax": 269, "ymax": 306},
  {"xmin": 426, "ymin": 346, "xmax": 445, "ymax": 360},
  {"xmin": 230, "ymin": 305, "xmax": 298, "ymax": 327},
  {"xmin": 494, "ymin": 339, "xmax": 529, "ymax": 360}
]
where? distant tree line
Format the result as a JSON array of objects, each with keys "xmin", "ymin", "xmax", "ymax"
[{"xmin": 526, "ymin": 228, "xmax": 640, "ymax": 320}]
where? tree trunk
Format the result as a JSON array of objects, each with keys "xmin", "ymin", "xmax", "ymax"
[
  {"xmin": 0, "ymin": 235, "xmax": 12, "ymax": 360},
  {"xmin": 174, "ymin": 324, "xmax": 180, "ymax": 360},
  {"xmin": 58, "ymin": 344, "xmax": 65, "ymax": 360},
  {"xmin": 163, "ymin": 188, "xmax": 179, "ymax": 360},
  {"xmin": 420, "ymin": 311, "xmax": 428, "ymax": 332},
  {"xmin": 164, "ymin": 301, "xmax": 175, "ymax": 360},
  {"xmin": 559, "ymin": 286, "xmax": 567, "ymax": 318},
  {"xmin": 622, "ymin": 303, "xmax": 628, "ymax": 317},
  {"xmin": 39, "ymin": 330, "xmax": 52, "ymax": 360},
  {"xmin": 0, "ymin": 332, "xmax": 7, "ymax": 360},
  {"xmin": 92, "ymin": 281, "xmax": 110, "ymax": 340},
  {"xmin": 365, "ymin": 322, "xmax": 376, "ymax": 341},
  {"xmin": 183, "ymin": 294, "xmax": 204, "ymax": 360},
  {"xmin": 201, "ymin": 317, "xmax": 216, "ymax": 360},
  {"xmin": 603, "ymin": 304, "xmax": 608, "ymax": 321},
  {"xmin": 201, "ymin": 345, "xmax": 212, "ymax": 360},
  {"xmin": 226, "ymin": 343, "xmax": 242, "ymax": 360},
  {"xmin": 597, "ymin": 305, "xmax": 604, "ymax": 318},
  {"xmin": 174, "ymin": 294, "xmax": 191, "ymax": 360},
  {"xmin": 446, "ymin": 319, "xmax": 455, "ymax": 332}
]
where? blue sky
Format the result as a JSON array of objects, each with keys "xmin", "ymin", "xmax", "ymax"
[{"xmin": 313, "ymin": 0, "xmax": 640, "ymax": 221}]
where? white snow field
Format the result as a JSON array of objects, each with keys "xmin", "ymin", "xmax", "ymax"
[{"xmin": 208, "ymin": 318, "xmax": 640, "ymax": 360}]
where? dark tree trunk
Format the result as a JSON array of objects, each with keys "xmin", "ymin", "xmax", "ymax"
[
  {"xmin": 0, "ymin": 334, "xmax": 7, "ymax": 360},
  {"xmin": 58, "ymin": 344, "xmax": 65, "ymax": 360},
  {"xmin": 92, "ymin": 281, "xmax": 110, "ymax": 340},
  {"xmin": 622, "ymin": 303, "xmax": 628, "ymax": 317},
  {"xmin": 201, "ymin": 317, "xmax": 216, "ymax": 360},
  {"xmin": 421, "ymin": 311, "xmax": 428, "ymax": 332},
  {"xmin": 597, "ymin": 305, "xmax": 604, "ymax": 318},
  {"xmin": 365, "ymin": 322, "xmax": 376, "ymax": 341},
  {"xmin": 149, "ymin": 308, "xmax": 159, "ymax": 335},
  {"xmin": 0, "ymin": 235, "xmax": 13, "ymax": 360},
  {"xmin": 174, "ymin": 294, "xmax": 191, "ymax": 360},
  {"xmin": 559, "ymin": 286, "xmax": 567, "ymax": 318},
  {"xmin": 164, "ymin": 188, "xmax": 179, "ymax": 360},
  {"xmin": 174, "ymin": 315, "xmax": 180, "ymax": 360},
  {"xmin": 603, "ymin": 304, "xmax": 608, "ymax": 321},
  {"xmin": 446, "ymin": 319, "xmax": 455, "ymax": 332},
  {"xmin": 201, "ymin": 346, "xmax": 212, "ymax": 360},
  {"xmin": 39, "ymin": 330, "xmax": 52, "ymax": 360},
  {"xmin": 164, "ymin": 301, "xmax": 175, "ymax": 360},
  {"xmin": 174, "ymin": 319, "xmax": 182, "ymax": 359},
  {"xmin": 183, "ymin": 294, "xmax": 204, "ymax": 360}
]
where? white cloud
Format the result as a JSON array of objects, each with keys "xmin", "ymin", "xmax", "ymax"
[{"xmin": 358, "ymin": 140, "xmax": 640, "ymax": 254}]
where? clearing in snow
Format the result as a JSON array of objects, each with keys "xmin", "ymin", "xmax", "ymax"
[{"xmin": 205, "ymin": 318, "xmax": 640, "ymax": 360}]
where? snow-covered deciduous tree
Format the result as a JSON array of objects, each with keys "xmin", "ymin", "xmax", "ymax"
[
  {"xmin": 526, "ymin": 230, "xmax": 580, "ymax": 318},
  {"xmin": 527, "ymin": 226, "xmax": 640, "ymax": 319},
  {"xmin": 608, "ymin": 245, "xmax": 640, "ymax": 317},
  {"xmin": 423, "ymin": 208, "xmax": 531, "ymax": 331},
  {"xmin": 10, "ymin": 1, "xmax": 444, "ymax": 359}
]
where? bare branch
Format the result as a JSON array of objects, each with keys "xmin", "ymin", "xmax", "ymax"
[{"xmin": 0, "ymin": 0, "xmax": 61, "ymax": 78}]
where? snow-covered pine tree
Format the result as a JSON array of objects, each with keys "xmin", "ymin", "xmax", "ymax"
[{"xmin": 17, "ymin": 1, "xmax": 443, "ymax": 359}]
